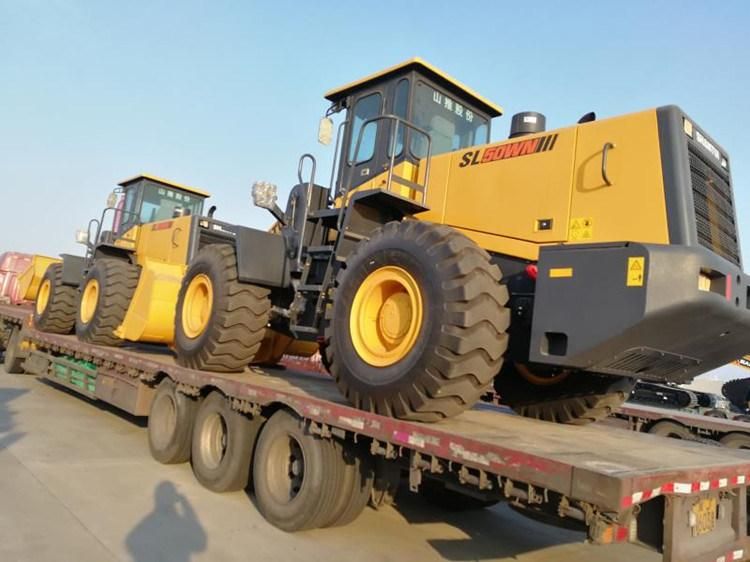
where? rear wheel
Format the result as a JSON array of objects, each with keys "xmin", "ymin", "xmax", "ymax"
[
  {"xmin": 3, "ymin": 326, "xmax": 25, "ymax": 374},
  {"xmin": 324, "ymin": 221, "xmax": 509, "ymax": 422},
  {"xmin": 720, "ymin": 432, "xmax": 750, "ymax": 449},
  {"xmin": 175, "ymin": 244, "xmax": 271, "ymax": 372},
  {"xmin": 648, "ymin": 420, "xmax": 692, "ymax": 439},
  {"xmin": 322, "ymin": 440, "xmax": 374, "ymax": 527},
  {"xmin": 190, "ymin": 391, "xmax": 261, "ymax": 492},
  {"xmin": 148, "ymin": 378, "xmax": 200, "ymax": 464},
  {"xmin": 494, "ymin": 363, "xmax": 634, "ymax": 424},
  {"xmin": 252, "ymin": 409, "xmax": 343, "ymax": 531},
  {"xmin": 76, "ymin": 259, "xmax": 139, "ymax": 346},
  {"xmin": 33, "ymin": 263, "xmax": 77, "ymax": 334}
]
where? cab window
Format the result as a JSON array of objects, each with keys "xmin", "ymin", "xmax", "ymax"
[
  {"xmin": 410, "ymin": 80, "xmax": 489, "ymax": 158},
  {"xmin": 348, "ymin": 92, "xmax": 382, "ymax": 163},
  {"xmin": 388, "ymin": 79, "xmax": 409, "ymax": 157},
  {"xmin": 139, "ymin": 181, "xmax": 205, "ymax": 223}
]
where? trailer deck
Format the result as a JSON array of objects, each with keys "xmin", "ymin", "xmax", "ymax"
[{"xmin": 1, "ymin": 303, "xmax": 749, "ymax": 562}]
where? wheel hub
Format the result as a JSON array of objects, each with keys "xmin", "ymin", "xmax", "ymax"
[
  {"xmin": 182, "ymin": 273, "xmax": 213, "ymax": 339},
  {"xmin": 80, "ymin": 278, "xmax": 99, "ymax": 324},
  {"xmin": 36, "ymin": 279, "xmax": 51, "ymax": 315},
  {"xmin": 350, "ymin": 266, "xmax": 423, "ymax": 367}
]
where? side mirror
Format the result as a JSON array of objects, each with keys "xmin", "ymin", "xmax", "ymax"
[
  {"xmin": 318, "ymin": 117, "xmax": 333, "ymax": 146},
  {"xmin": 106, "ymin": 191, "xmax": 118, "ymax": 208},
  {"xmin": 75, "ymin": 229, "xmax": 89, "ymax": 246}
]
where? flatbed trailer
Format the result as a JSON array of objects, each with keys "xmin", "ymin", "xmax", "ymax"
[
  {"xmin": 1, "ymin": 303, "xmax": 750, "ymax": 562},
  {"xmin": 608, "ymin": 402, "xmax": 750, "ymax": 448}
]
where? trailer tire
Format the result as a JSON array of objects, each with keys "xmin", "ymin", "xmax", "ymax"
[
  {"xmin": 720, "ymin": 432, "xmax": 750, "ymax": 449},
  {"xmin": 33, "ymin": 263, "xmax": 77, "ymax": 334},
  {"xmin": 253, "ymin": 409, "xmax": 343, "ymax": 531},
  {"xmin": 148, "ymin": 378, "xmax": 200, "ymax": 464},
  {"xmin": 190, "ymin": 391, "xmax": 260, "ymax": 492},
  {"xmin": 421, "ymin": 478, "xmax": 499, "ymax": 511},
  {"xmin": 3, "ymin": 326, "xmax": 25, "ymax": 374},
  {"xmin": 323, "ymin": 440, "xmax": 374, "ymax": 527},
  {"xmin": 325, "ymin": 221, "xmax": 509, "ymax": 422},
  {"xmin": 495, "ymin": 365, "xmax": 634, "ymax": 425},
  {"xmin": 76, "ymin": 259, "xmax": 139, "ymax": 346},
  {"xmin": 648, "ymin": 420, "xmax": 692, "ymax": 440},
  {"xmin": 175, "ymin": 244, "xmax": 271, "ymax": 372}
]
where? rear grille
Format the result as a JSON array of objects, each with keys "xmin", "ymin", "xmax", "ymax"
[
  {"xmin": 594, "ymin": 347, "xmax": 699, "ymax": 379},
  {"xmin": 689, "ymin": 144, "xmax": 740, "ymax": 265}
]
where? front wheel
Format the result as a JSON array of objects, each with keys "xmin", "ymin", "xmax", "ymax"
[
  {"xmin": 174, "ymin": 244, "xmax": 271, "ymax": 372},
  {"xmin": 324, "ymin": 221, "xmax": 509, "ymax": 422}
]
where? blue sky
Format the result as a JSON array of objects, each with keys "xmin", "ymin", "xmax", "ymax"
[{"xmin": 1, "ymin": 2, "xmax": 749, "ymax": 376}]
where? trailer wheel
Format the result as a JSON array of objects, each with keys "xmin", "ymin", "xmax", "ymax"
[
  {"xmin": 648, "ymin": 420, "xmax": 692, "ymax": 440},
  {"xmin": 148, "ymin": 378, "xmax": 200, "ymax": 464},
  {"xmin": 3, "ymin": 326, "xmax": 25, "ymax": 374},
  {"xmin": 494, "ymin": 364, "xmax": 634, "ymax": 424},
  {"xmin": 33, "ymin": 263, "xmax": 77, "ymax": 334},
  {"xmin": 421, "ymin": 478, "xmax": 499, "ymax": 511},
  {"xmin": 720, "ymin": 432, "xmax": 750, "ymax": 449},
  {"xmin": 324, "ymin": 221, "xmax": 509, "ymax": 422},
  {"xmin": 322, "ymin": 440, "xmax": 374, "ymax": 527},
  {"xmin": 190, "ymin": 391, "xmax": 261, "ymax": 492},
  {"xmin": 175, "ymin": 244, "xmax": 271, "ymax": 372},
  {"xmin": 253, "ymin": 409, "xmax": 343, "ymax": 531},
  {"xmin": 76, "ymin": 259, "xmax": 139, "ymax": 346}
]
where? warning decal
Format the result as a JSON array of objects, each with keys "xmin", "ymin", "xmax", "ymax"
[
  {"xmin": 627, "ymin": 257, "xmax": 646, "ymax": 287},
  {"xmin": 569, "ymin": 217, "xmax": 593, "ymax": 241}
]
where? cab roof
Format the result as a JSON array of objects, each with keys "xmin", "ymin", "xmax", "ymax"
[
  {"xmin": 324, "ymin": 57, "xmax": 503, "ymax": 117},
  {"xmin": 118, "ymin": 173, "xmax": 210, "ymax": 198}
]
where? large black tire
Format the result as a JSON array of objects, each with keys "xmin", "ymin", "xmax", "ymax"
[
  {"xmin": 252, "ymin": 409, "xmax": 343, "ymax": 531},
  {"xmin": 322, "ymin": 440, "xmax": 374, "ymax": 527},
  {"xmin": 175, "ymin": 244, "xmax": 271, "ymax": 372},
  {"xmin": 190, "ymin": 391, "xmax": 261, "ymax": 492},
  {"xmin": 33, "ymin": 263, "xmax": 77, "ymax": 334},
  {"xmin": 76, "ymin": 259, "xmax": 139, "ymax": 346},
  {"xmin": 494, "ymin": 365, "xmax": 634, "ymax": 425},
  {"xmin": 720, "ymin": 432, "xmax": 750, "ymax": 449},
  {"xmin": 648, "ymin": 420, "xmax": 692, "ymax": 439},
  {"xmin": 3, "ymin": 326, "xmax": 25, "ymax": 374},
  {"xmin": 148, "ymin": 378, "xmax": 200, "ymax": 464},
  {"xmin": 324, "ymin": 221, "xmax": 509, "ymax": 422}
]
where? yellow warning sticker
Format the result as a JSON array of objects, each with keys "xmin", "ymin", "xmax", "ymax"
[
  {"xmin": 627, "ymin": 257, "xmax": 645, "ymax": 287},
  {"xmin": 549, "ymin": 267, "xmax": 573, "ymax": 278},
  {"xmin": 569, "ymin": 217, "xmax": 593, "ymax": 241}
]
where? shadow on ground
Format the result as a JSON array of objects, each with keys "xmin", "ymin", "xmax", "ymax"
[
  {"xmin": 394, "ymin": 485, "xmax": 582, "ymax": 561},
  {"xmin": 0, "ymin": 384, "xmax": 29, "ymax": 450},
  {"xmin": 125, "ymin": 481, "xmax": 207, "ymax": 562}
]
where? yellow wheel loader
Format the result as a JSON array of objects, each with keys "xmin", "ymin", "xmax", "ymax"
[
  {"xmin": 188, "ymin": 57, "xmax": 746, "ymax": 425},
  {"xmin": 33, "ymin": 174, "xmax": 313, "ymax": 368}
]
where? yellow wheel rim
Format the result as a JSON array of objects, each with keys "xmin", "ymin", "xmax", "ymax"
[
  {"xmin": 36, "ymin": 279, "xmax": 51, "ymax": 315},
  {"xmin": 80, "ymin": 278, "xmax": 99, "ymax": 324},
  {"xmin": 182, "ymin": 273, "xmax": 213, "ymax": 339},
  {"xmin": 350, "ymin": 266, "xmax": 423, "ymax": 367}
]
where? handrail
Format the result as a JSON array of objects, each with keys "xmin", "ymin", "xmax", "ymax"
[{"xmin": 347, "ymin": 114, "xmax": 432, "ymax": 207}]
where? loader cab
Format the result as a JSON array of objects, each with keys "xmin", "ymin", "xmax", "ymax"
[
  {"xmin": 113, "ymin": 175, "xmax": 209, "ymax": 235},
  {"xmin": 324, "ymin": 58, "xmax": 503, "ymax": 196}
]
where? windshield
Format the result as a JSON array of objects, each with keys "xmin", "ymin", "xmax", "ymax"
[
  {"xmin": 139, "ymin": 181, "xmax": 205, "ymax": 223},
  {"xmin": 411, "ymin": 80, "xmax": 489, "ymax": 157}
]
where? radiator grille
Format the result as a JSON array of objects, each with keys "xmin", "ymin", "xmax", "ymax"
[{"xmin": 689, "ymin": 144, "xmax": 739, "ymax": 265}]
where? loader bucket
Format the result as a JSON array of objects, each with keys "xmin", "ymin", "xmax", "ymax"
[{"xmin": 17, "ymin": 255, "xmax": 62, "ymax": 302}]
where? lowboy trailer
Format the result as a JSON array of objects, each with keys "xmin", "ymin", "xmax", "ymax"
[{"xmin": 1, "ymin": 302, "xmax": 749, "ymax": 562}]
